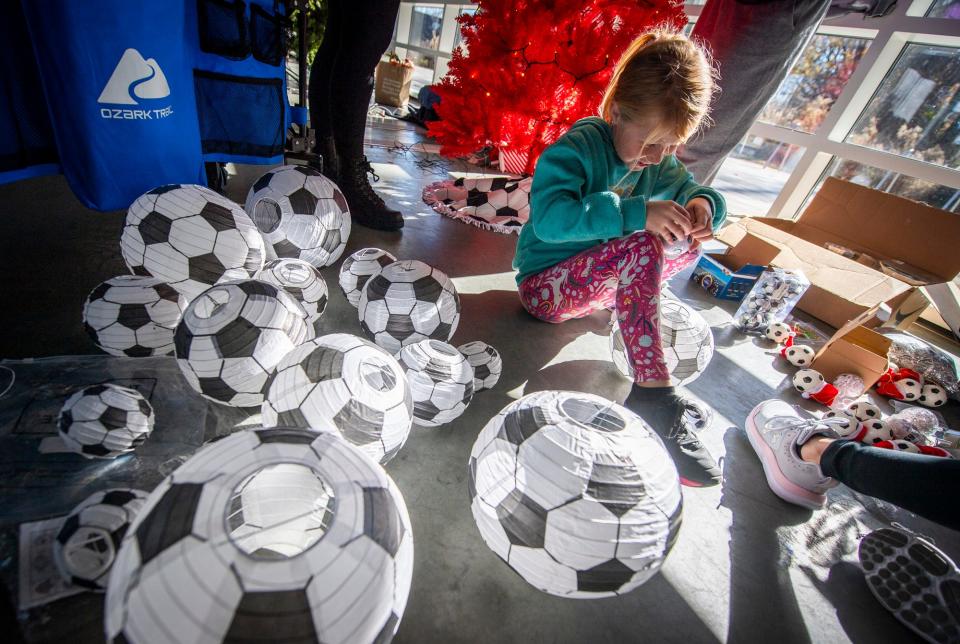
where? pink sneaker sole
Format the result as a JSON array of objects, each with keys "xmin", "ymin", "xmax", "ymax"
[{"xmin": 745, "ymin": 407, "xmax": 825, "ymax": 510}]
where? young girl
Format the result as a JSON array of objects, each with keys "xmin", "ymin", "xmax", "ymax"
[{"xmin": 513, "ymin": 31, "xmax": 725, "ymax": 487}]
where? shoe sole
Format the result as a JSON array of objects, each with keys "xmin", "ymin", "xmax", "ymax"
[
  {"xmin": 859, "ymin": 528, "xmax": 960, "ymax": 644},
  {"xmin": 744, "ymin": 406, "xmax": 824, "ymax": 510}
]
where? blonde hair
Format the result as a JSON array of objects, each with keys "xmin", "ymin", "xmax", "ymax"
[{"xmin": 600, "ymin": 30, "xmax": 716, "ymax": 144}]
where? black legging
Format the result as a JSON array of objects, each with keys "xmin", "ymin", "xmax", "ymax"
[
  {"xmin": 822, "ymin": 440, "xmax": 960, "ymax": 530},
  {"xmin": 308, "ymin": 0, "xmax": 402, "ymax": 160}
]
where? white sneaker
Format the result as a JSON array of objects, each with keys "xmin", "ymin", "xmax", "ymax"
[{"xmin": 744, "ymin": 399, "xmax": 845, "ymax": 509}]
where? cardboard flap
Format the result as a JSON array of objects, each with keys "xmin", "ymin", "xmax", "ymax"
[
  {"xmin": 825, "ymin": 305, "xmax": 883, "ymax": 344},
  {"xmin": 726, "ymin": 233, "xmax": 779, "ymax": 269}
]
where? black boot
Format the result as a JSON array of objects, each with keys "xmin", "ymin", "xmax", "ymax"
[{"xmin": 339, "ymin": 155, "xmax": 404, "ymax": 231}]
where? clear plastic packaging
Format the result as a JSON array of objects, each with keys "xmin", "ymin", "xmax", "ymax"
[{"xmin": 734, "ymin": 267, "xmax": 810, "ymax": 332}]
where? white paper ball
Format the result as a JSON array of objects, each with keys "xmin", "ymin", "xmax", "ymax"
[
  {"xmin": 919, "ymin": 383, "xmax": 948, "ymax": 408},
  {"xmin": 244, "ymin": 165, "xmax": 350, "ymax": 267},
  {"xmin": 339, "ymin": 247, "xmax": 397, "ymax": 308},
  {"xmin": 397, "ymin": 340, "xmax": 474, "ymax": 427},
  {"xmin": 121, "ymin": 184, "xmax": 265, "ymax": 299},
  {"xmin": 610, "ymin": 299, "xmax": 714, "ymax": 385},
  {"xmin": 58, "ymin": 384, "xmax": 155, "ymax": 459},
  {"xmin": 468, "ymin": 390, "xmax": 681, "ymax": 598},
  {"xmin": 174, "ymin": 280, "xmax": 313, "ymax": 407},
  {"xmin": 358, "ymin": 260, "xmax": 461, "ymax": 354},
  {"xmin": 458, "ymin": 341, "xmax": 503, "ymax": 392},
  {"xmin": 256, "ymin": 258, "xmax": 328, "ymax": 335},
  {"xmin": 262, "ymin": 333, "xmax": 413, "ymax": 464},
  {"xmin": 83, "ymin": 275, "xmax": 187, "ymax": 357},
  {"xmin": 104, "ymin": 428, "xmax": 413, "ymax": 644},
  {"xmin": 54, "ymin": 488, "xmax": 147, "ymax": 590},
  {"xmin": 784, "ymin": 344, "xmax": 816, "ymax": 367},
  {"xmin": 793, "ymin": 369, "xmax": 825, "ymax": 394}
]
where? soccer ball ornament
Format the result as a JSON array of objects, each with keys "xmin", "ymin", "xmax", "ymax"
[
  {"xmin": 855, "ymin": 419, "xmax": 894, "ymax": 445},
  {"xmin": 609, "ymin": 299, "xmax": 714, "ymax": 385},
  {"xmin": 847, "ymin": 401, "xmax": 882, "ymax": 422},
  {"xmin": 919, "ymin": 383, "xmax": 948, "ymax": 408},
  {"xmin": 458, "ymin": 341, "xmax": 502, "ymax": 392},
  {"xmin": 822, "ymin": 409, "xmax": 861, "ymax": 438},
  {"xmin": 397, "ymin": 340, "xmax": 474, "ymax": 427},
  {"xmin": 783, "ymin": 344, "xmax": 815, "ymax": 368},
  {"xmin": 262, "ymin": 333, "xmax": 413, "ymax": 464},
  {"xmin": 244, "ymin": 165, "xmax": 351, "ymax": 268},
  {"xmin": 765, "ymin": 321, "xmax": 793, "ymax": 344},
  {"xmin": 104, "ymin": 428, "xmax": 413, "ymax": 644},
  {"xmin": 82, "ymin": 275, "xmax": 187, "ymax": 357},
  {"xmin": 256, "ymin": 258, "xmax": 328, "ymax": 334},
  {"xmin": 58, "ymin": 384, "xmax": 155, "ymax": 459},
  {"xmin": 53, "ymin": 488, "xmax": 148, "ymax": 590},
  {"xmin": 121, "ymin": 184, "xmax": 266, "ymax": 299},
  {"xmin": 339, "ymin": 247, "xmax": 397, "ymax": 308},
  {"xmin": 359, "ymin": 260, "xmax": 461, "ymax": 355},
  {"xmin": 468, "ymin": 391, "xmax": 681, "ymax": 598},
  {"xmin": 174, "ymin": 280, "xmax": 313, "ymax": 408}
]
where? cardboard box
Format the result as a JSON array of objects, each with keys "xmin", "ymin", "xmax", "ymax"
[
  {"xmin": 811, "ymin": 306, "xmax": 891, "ymax": 394},
  {"xmin": 717, "ymin": 178, "xmax": 960, "ymax": 329},
  {"xmin": 690, "ymin": 234, "xmax": 778, "ymax": 300}
]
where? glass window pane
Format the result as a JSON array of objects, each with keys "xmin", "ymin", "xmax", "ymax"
[
  {"xmin": 454, "ymin": 6, "xmax": 477, "ymax": 50},
  {"xmin": 710, "ymin": 134, "xmax": 807, "ymax": 216},
  {"xmin": 846, "ymin": 44, "xmax": 960, "ymax": 170},
  {"xmin": 926, "ymin": 0, "xmax": 960, "ymax": 19},
  {"xmin": 410, "ymin": 53, "xmax": 436, "ymax": 96},
  {"xmin": 759, "ymin": 34, "xmax": 871, "ymax": 133},
  {"xmin": 409, "ymin": 5, "xmax": 443, "ymax": 51}
]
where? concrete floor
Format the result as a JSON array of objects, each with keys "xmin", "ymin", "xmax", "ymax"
[{"xmin": 1, "ymin": 120, "xmax": 958, "ymax": 643}]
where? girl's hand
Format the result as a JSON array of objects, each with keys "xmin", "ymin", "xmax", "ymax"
[
  {"xmin": 686, "ymin": 197, "xmax": 714, "ymax": 251},
  {"xmin": 645, "ymin": 200, "xmax": 693, "ymax": 244}
]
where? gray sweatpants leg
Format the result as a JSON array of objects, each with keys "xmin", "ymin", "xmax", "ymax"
[{"xmin": 678, "ymin": 0, "xmax": 832, "ymax": 184}]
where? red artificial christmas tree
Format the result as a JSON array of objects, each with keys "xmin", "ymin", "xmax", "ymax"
[{"xmin": 428, "ymin": 0, "xmax": 687, "ymax": 175}]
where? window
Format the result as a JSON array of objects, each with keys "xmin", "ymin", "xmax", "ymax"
[
  {"xmin": 409, "ymin": 5, "xmax": 444, "ymax": 51},
  {"xmin": 453, "ymin": 6, "xmax": 476, "ymax": 50},
  {"xmin": 711, "ymin": 135, "xmax": 808, "ymax": 216},
  {"xmin": 926, "ymin": 0, "xmax": 960, "ymax": 19}
]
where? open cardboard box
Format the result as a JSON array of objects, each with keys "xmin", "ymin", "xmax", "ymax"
[
  {"xmin": 716, "ymin": 177, "xmax": 960, "ymax": 329},
  {"xmin": 811, "ymin": 306, "xmax": 891, "ymax": 394}
]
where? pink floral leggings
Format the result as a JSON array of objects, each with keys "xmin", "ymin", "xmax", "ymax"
[{"xmin": 518, "ymin": 231, "xmax": 699, "ymax": 383}]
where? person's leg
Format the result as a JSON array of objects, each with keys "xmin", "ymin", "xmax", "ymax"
[{"xmin": 307, "ymin": 0, "xmax": 343, "ymax": 180}]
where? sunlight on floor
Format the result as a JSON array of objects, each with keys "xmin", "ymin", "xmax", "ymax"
[{"xmin": 451, "ymin": 271, "xmax": 518, "ymax": 294}]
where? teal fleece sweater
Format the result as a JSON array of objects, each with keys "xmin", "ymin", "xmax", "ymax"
[{"xmin": 513, "ymin": 117, "xmax": 726, "ymax": 284}]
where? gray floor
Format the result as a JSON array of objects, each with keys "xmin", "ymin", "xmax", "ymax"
[{"xmin": 1, "ymin": 120, "xmax": 958, "ymax": 644}]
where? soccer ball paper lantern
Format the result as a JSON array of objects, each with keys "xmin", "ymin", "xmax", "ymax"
[
  {"xmin": 610, "ymin": 299, "xmax": 714, "ymax": 385},
  {"xmin": 174, "ymin": 280, "xmax": 313, "ymax": 407},
  {"xmin": 468, "ymin": 391, "xmax": 682, "ymax": 598},
  {"xmin": 339, "ymin": 247, "xmax": 397, "ymax": 308},
  {"xmin": 398, "ymin": 340, "xmax": 474, "ymax": 427},
  {"xmin": 262, "ymin": 333, "xmax": 413, "ymax": 464},
  {"xmin": 58, "ymin": 384, "xmax": 155, "ymax": 459},
  {"xmin": 458, "ymin": 341, "xmax": 502, "ymax": 392},
  {"xmin": 358, "ymin": 260, "xmax": 461, "ymax": 354},
  {"xmin": 244, "ymin": 165, "xmax": 351, "ymax": 268},
  {"xmin": 83, "ymin": 275, "xmax": 187, "ymax": 357},
  {"xmin": 54, "ymin": 488, "xmax": 147, "ymax": 590},
  {"xmin": 121, "ymin": 184, "xmax": 265, "ymax": 299},
  {"xmin": 104, "ymin": 428, "xmax": 413, "ymax": 644},
  {"xmin": 257, "ymin": 258, "xmax": 328, "ymax": 334}
]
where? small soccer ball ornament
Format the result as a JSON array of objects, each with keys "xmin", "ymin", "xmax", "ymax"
[
  {"xmin": 256, "ymin": 258, "xmax": 328, "ymax": 334},
  {"xmin": 792, "ymin": 368, "xmax": 839, "ymax": 406},
  {"xmin": 847, "ymin": 401, "xmax": 882, "ymax": 422},
  {"xmin": 83, "ymin": 275, "xmax": 187, "ymax": 357},
  {"xmin": 104, "ymin": 428, "xmax": 413, "ymax": 644},
  {"xmin": 358, "ymin": 260, "xmax": 461, "ymax": 354},
  {"xmin": 610, "ymin": 299, "xmax": 714, "ymax": 385},
  {"xmin": 458, "ymin": 341, "xmax": 503, "ymax": 392},
  {"xmin": 121, "ymin": 184, "xmax": 266, "ymax": 299},
  {"xmin": 397, "ymin": 340, "xmax": 474, "ymax": 427},
  {"xmin": 262, "ymin": 333, "xmax": 413, "ymax": 464},
  {"xmin": 58, "ymin": 384, "xmax": 155, "ymax": 459},
  {"xmin": 919, "ymin": 383, "xmax": 948, "ymax": 408},
  {"xmin": 54, "ymin": 488, "xmax": 148, "ymax": 590},
  {"xmin": 765, "ymin": 321, "xmax": 793, "ymax": 344},
  {"xmin": 469, "ymin": 391, "xmax": 681, "ymax": 598},
  {"xmin": 339, "ymin": 247, "xmax": 397, "ymax": 308},
  {"xmin": 244, "ymin": 165, "xmax": 351, "ymax": 267},
  {"xmin": 174, "ymin": 280, "xmax": 313, "ymax": 407},
  {"xmin": 855, "ymin": 419, "xmax": 894, "ymax": 445},
  {"xmin": 784, "ymin": 344, "xmax": 815, "ymax": 368}
]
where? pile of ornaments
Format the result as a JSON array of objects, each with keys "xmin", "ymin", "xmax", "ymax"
[
  {"xmin": 734, "ymin": 268, "xmax": 809, "ymax": 333},
  {"xmin": 823, "ymin": 400, "xmax": 953, "ymax": 458}
]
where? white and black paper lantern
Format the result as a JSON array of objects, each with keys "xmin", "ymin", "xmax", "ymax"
[
  {"xmin": 58, "ymin": 384, "xmax": 155, "ymax": 459},
  {"xmin": 468, "ymin": 391, "xmax": 681, "ymax": 598},
  {"xmin": 174, "ymin": 280, "xmax": 313, "ymax": 408},
  {"xmin": 244, "ymin": 165, "xmax": 351, "ymax": 268},
  {"xmin": 256, "ymin": 258, "xmax": 328, "ymax": 335},
  {"xmin": 339, "ymin": 247, "xmax": 397, "ymax": 308},
  {"xmin": 82, "ymin": 275, "xmax": 187, "ymax": 357},
  {"xmin": 458, "ymin": 341, "xmax": 503, "ymax": 392},
  {"xmin": 397, "ymin": 339, "xmax": 474, "ymax": 427},
  {"xmin": 54, "ymin": 488, "xmax": 148, "ymax": 590},
  {"xmin": 610, "ymin": 299, "xmax": 714, "ymax": 385},
  {"xmin": 104, "ymin": 427, "xmax": 413, "ymax": 644},
  {"xmin": 262, "ymin": 333, "xmax": 413, "ymax": 464},
  {"xmin": 121, "ymin": 184, "xmax": 266, "ymax": 299},
  {"xmin": 358, "ymin": 260, "xmax": 461, "ymax": 354}
]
